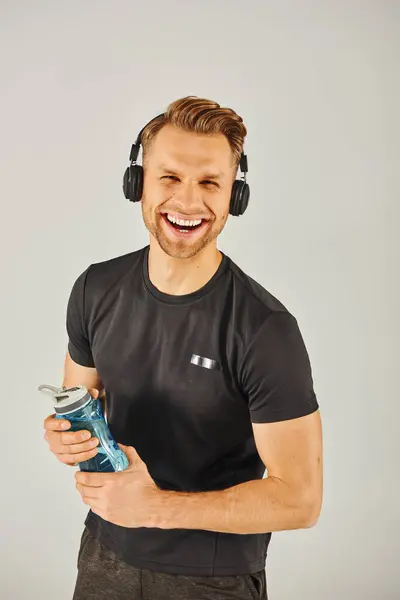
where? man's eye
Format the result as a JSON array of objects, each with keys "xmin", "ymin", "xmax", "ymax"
[
  {"xmin": 201, "ymin": 180, "xmax": 219, "ymax": 188},
  {"xmin": 160, "ymin": 176, "xmax": 218, "ymax": 188}
]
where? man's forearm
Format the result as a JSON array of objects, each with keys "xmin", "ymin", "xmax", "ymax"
[{"xmin": 156, "ymin": 476, "xmax": 318, "ymax": 534}]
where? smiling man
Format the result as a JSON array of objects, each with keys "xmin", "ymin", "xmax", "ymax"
[{"xmin": 43, "ymin": 96, "xmax": 323, "ymax": 600}]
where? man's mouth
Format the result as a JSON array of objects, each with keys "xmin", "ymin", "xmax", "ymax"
[{"xmin": 160, "ymin": 212, "xmax": 210, "ymax": 237}]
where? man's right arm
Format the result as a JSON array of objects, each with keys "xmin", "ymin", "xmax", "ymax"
[
  {"xmin": 44, "ymin": 265, "xmax": 105, "ymax": 466},
  {"xmin": 62, "ymin": 350, "xmax": 102, "ymax": 389},
  {"xmin": 62, "ymin": 351, "xmax": 106, "ymax": 414}
]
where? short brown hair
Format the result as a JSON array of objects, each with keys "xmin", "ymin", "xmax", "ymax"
[{"xmin": 141, "ymin": 96, "xmax": 247, "ymax": 168}]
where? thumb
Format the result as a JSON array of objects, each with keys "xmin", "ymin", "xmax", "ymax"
[
  {"xmin": 118, "ymin": 443, "xmax": 138, "ymax": 464},
  {"xmin": 88, "ymin": 388, "xmax": 100, "ymax": 399}
]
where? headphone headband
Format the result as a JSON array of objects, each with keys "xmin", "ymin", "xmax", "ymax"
[
  {"xmin": 129, "ymin": 113, "xmax": 165, "ymax": 163},
  {"xmin": 129, "ymin": 113, "xmax": 247, "ymax": 176}
]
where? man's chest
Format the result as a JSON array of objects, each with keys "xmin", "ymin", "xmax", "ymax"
[{"xmin": 89, "ymin": 301, "xmax": 248, "ymax": 423}]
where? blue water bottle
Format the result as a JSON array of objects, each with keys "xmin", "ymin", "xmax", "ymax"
[{"xmin": 38, "ymin": 384, "xmax": 129, "ymax": 472}]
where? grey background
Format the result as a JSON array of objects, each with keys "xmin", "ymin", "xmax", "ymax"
[{"xmin": 1, "ymin": 1, "xmax": 398, "ymax": 599}]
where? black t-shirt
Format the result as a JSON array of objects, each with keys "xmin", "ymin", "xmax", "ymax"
[{"xmin": 66, "ymin": 245, "xmax": 319, "ymax": 577}]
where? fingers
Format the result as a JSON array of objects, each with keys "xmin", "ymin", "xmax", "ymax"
[
  {"xmin": 44, "ymin": 413, "xmax": 71, "ymax": 431},
  {"xmin": 56, "ymin": 429, "xmax": 92, "ymax": 446},
  {"xmin": 57, "ymin": 445, "xmax": 99, "ymax": 466},
  {"xmin": 43, "ymin": 413, "xmax": 99, "ymax": 465},
  {"xmin": 46, "ymin": 431, "xmax": 99, "ymax": 454}
]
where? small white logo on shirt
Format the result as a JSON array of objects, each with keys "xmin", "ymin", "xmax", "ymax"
[{"xmin": 190, "ymin": 354, "xmax": 221, "ymax": 371}]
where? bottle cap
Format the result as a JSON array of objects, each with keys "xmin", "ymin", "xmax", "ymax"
[{"xmin": 38, "ymin": 384, "xmax": 92, "ymax": 415}]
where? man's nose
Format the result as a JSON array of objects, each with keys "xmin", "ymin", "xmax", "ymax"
[{"xmin": 173, "ymin": 181, "xmax": 202, "ymax": 205}]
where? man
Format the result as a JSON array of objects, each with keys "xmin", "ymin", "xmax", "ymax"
[{"xmin": 43, "ymin": 96, "xmax": 323, "ymax": 600}]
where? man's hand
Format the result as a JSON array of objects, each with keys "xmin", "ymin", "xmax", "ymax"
[
  {"xmin": 43, "ymin": 388, "xmax": 100, "ymax": 466},
  {"xmin": 75, "ymin": 445, "xmax": 163, "ymax": 528}
]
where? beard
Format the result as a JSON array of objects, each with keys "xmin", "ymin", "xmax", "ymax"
[{"xmin": 141, "ymin": 202, "xmax": 226, "ymax": 260}]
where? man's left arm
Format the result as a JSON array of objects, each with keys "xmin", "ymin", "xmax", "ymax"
[
  {"xmin": 158, "ymin": 311, "xmax": 323, "ymax": 535},
  {"xmin": 158, "ymin": 409, "xmax": 322, "ymax": 534}
]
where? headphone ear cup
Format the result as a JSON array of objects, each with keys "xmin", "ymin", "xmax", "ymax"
[
  {"xmin": 230, "ymin": 180, "xmax": 250, "ymax": 216},
  {"xmin": 123, "ymin": 167, "xmax": 131, "ymax": 199},
  {"xmin": 123, "ymin": 165, "xmax": 144, "ymax": 202}
]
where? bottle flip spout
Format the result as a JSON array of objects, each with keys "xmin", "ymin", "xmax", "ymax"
[
  {"xmin": 38, "ymin": 383, "xmax": 88, "ymax": 404},
  {"xmin": 38, "ymin": 384, "xmax": 66, "ymax": 402},
  {"xmin": 38, "ymin": 384, "xmax": 63, "ymax": 395}
]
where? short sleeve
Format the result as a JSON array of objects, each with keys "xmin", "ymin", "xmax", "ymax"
[
  {"xmin": 240, "ymin": 312, "xmax": 319, "ymax": 423},
  {"xmin": 66, "ymin": 266, "xmax": 95, "ymax": 367}
]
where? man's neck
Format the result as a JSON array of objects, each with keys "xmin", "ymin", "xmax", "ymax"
[{"xmin": 147, "ymin": 239, "xmax": 223, "ymax": 296}]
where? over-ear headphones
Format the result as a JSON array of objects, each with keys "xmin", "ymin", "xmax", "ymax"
[{"xmin": 122, "ymin": 113, "xmax": 250, "ymax": 216}]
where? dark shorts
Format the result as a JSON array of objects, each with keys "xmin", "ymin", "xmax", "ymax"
[{"xmin": 72, "ymin": 526, "xmax": 267, "ymax": 600}]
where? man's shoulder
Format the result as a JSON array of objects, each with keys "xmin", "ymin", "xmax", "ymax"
[
  {"xmin": 227, "ymin": 255, "xmax": 291, "ymax": 316},
  {"xmin": 223, "ymin": 256, "xmax": 303, "ymax": 365},
  {"xmin": 89, "ymin": 246, "xmax": 145, "ymax": 273},
  {"xmin": 79, "ymin": 246, "xmax": 146, "ymax": 293}
]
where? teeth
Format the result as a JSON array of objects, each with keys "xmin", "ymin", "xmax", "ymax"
[{"xmin": 167, "ymin": 214, "xmax": 202, "ymax": 227}]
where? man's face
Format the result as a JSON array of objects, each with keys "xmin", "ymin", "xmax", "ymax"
[{"xmin": 140, "ymin": 124, "xmax": 236, "ymax": 259}]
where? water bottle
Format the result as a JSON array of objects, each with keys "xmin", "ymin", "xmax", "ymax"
[{"xmin": 38, "ymin": 384, "xmax": 129, "ymax": 472}]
